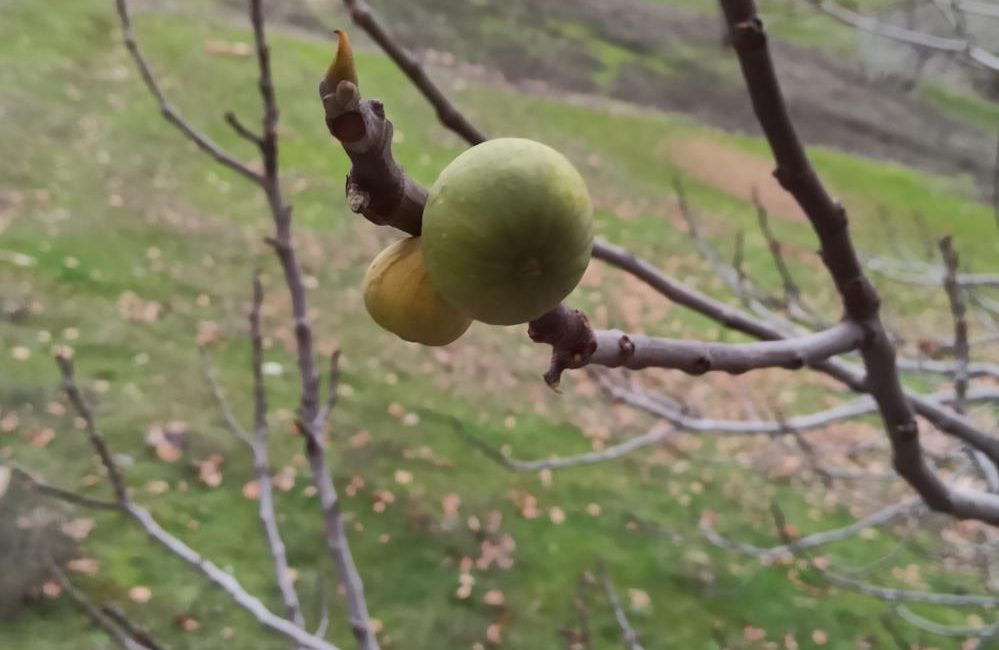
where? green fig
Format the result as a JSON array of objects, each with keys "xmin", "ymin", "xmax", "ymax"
[{"xmin": 422, "ymin": 138, "xmax": 593, "ymax": 326}]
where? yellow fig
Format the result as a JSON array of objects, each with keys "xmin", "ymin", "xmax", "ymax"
[{"xmin": 363, "ymin": 237, "xmax": 472, "ymax": 346}]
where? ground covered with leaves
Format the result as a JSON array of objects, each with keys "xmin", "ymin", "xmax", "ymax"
[{"xmin": 2, "ymin": 1, "xmax": 998, "ymax": 649}]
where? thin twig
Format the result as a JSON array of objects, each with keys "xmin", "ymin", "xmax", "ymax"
[
  {"xmin": 55, "ymin": 354, "xmax": 342, "ymax": 650},
  {"xmin": 11, "ymin": 464, "xmax": 119, "ymax": 511},
  {"xmin": 100, "ymin": 605, "xmax": 168, "ymax": 650},
  {"xmin": 809, "ymin": 0, "xmax": 999, "ymax": 71},
  {"xmin": 111, "ymin": 0, "xmax": 262, "ymax": 184},
  {"xmin": 939, "ymin": 235, "xmax": 971, "ymax": 414},
  {"xmin": 893, "ymin": 604, "xmax": 999, "ymax": 638},
  {"xmin": 721, "ymin": 0, "xmax": 999, "ymax": 523},
  {"xmin": 240, "ymin": 1, "xmax": 381, "ymax": 645},
  {"xmin": 938, "ymin": 236, "xmax": 999, "ymax": 491},
  {"xmin": 315, "ymin": 351, "xmax": 341, "ymax": 426},
  {"xmin": 246, "ymin": 273, "xmax": 307, "ymax": 629},
  {"xmin": 338, "ymin": 0, "xmax": 486, "ymax": 145},
  {"xmin": 49, "ymin": 561, "xmax": 153, "ymax": 650},
  {"xmin": 699, "ymin": 497, "xmax": 923, "ymax": 562},
  {"xmin": 55, "ymin": 352, "xmax": 128, "ymax": 505},
  {"xmin": 199, "ymin": 347, "xmax": 253, "ymax": 447},
  {"xmin": 596, "ymin": 560, "xmax": 645, "ymax": 650}
]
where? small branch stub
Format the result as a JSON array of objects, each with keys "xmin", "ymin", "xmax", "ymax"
[{"xmin": 528, "ymin": 304, "xmax": 598, "ymax": 390}]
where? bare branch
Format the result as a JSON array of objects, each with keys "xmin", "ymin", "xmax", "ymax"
[
  {"xmin": 338, "ymin": 0, "xmax": 486, "ymax": 145},
  {"xmin": 721, "ymin": 0, "xmax": 999, "ymax": 523},
  {"xmin": 245, "ymin": 273, "xmax": 307, "ymax": 629},
  {"xmin": 602, "ymin": 374, "xmax": 999, "ymax": 437},
  {"xmin": 752, "ymin": 187, "xmax": 825, "ymax": 327},
  {"xmin": 893, "ymin": 605, "xmax": 999, "ymax": 638},
  {"xmin": 560, "ymin": 572, "xmax": 594, "ymax": 650},
  {"xmin": 111, "ymin": 0, "xmax": 262, "ymax": 184},
  {"xmin": 49, "ymin": 561, "xmax": 153, "ymax": 650},
  {"xmin": 54, "ymin": 351, "xmax": 128, "ymax": 505},
  {"xmin": 11, "ymin": 464, "xmax": 119, "ymax": 511},
  {"xmin": 55, "ymin": 354, "xmax": 342, "ymax": 650},
  {"xmin": 957, "ymin": 0, "xmax": 999, "ymax": 19},
  {"xmin": 938, "ymin": 236, "xmax": 999, "ymax": 491},
  {"xmin": 199, "ymin": 347, "xmax": 253, "ymax": 448},
  {"xmin": 209, "ymin": 8, "xmax": 380, "ymax": 646},
  {"xmin": 596, "ymin": 560, "xmax": 645, "ymax": 650},
  {"xmin": 315, "ymin": 351, "xmax": 341, "ymax": 426},
  {"xmin": 866, "ymin": 255, "xmax": 999, "ymax": 289},
  {"xmin": 126, "ymin": 501, "xmax": 341, "ymax": 650},
  {"xmin": 809, "ymin": 0, "xmax": 999, "ymax": 71},
  {"xmin": 699, "ymin": 497, "xmax": 924, "ymax": 562},
  {"xmin": 100, "ymin": 605, "xmax": 168, "ymax": 650},
  {"xmin": 676, "ymin": 177, "xmax": 780, "ymax": 315},
  {"xmin": 527, "ymin": 305, "xmax": 861, "ymax": 387},
  {"xmin": 895, "ymin": 357, "xmax": 999, "ymax": 382},
  {"xmin": 224, "ymin": 110, "xmax": 264, "ymax": 147},
  {"xmin": 105, "ymin": 1, "xmax": 378, "ymax": 642}
]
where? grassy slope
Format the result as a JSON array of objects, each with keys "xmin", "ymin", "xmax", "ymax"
[{"xmin": 1, "ymin": 1, "xmax": 996, "ymax": 649}]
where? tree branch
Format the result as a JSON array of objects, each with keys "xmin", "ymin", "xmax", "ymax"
[
  {"xmin": 54, "ymin": 354, "xmax": 343, "ymax": 650},
  {"xmin": 809, "ymin": 0, "xmax": 999, "ymax": 71},
  {"xmin": 338, "ymin": 0, "xmax": 486, "ymax": 145},
  {"xmin": 243, "ymin": 273, "xmax": 308, "ymax": 629},
  {"xmin": 54, "ymin": 351, "xmax": 128, "ymax": 506},
  {"xmin": 720, "ymin": 0, "xmax": 999, "ymax": 523},
  {"xmin": 596, "ymin": 560, "xmax": 645, "ymax": 650},
  {"xmin": 49, "ymin": 561, "xmax": 154, "ymax": 650},
  {"xmin": 699, "ymin": 497, "xmax": 924, "ymax": 562},
  {"xmin": 528, "ymin": 305, "xmax": 863, "ymax": 387},
  {"xmin": 110, "ymin": 1, "xmax": 377, "ymax": 645},
  {"xmin": 111, "ymin": 0, "xmax": 262, "ymax": 184},
  {"xmin": 11, "ymin": 464, "xmax": 119, "ymax": 511}
]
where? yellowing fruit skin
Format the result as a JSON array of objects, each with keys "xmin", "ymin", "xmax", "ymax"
[
  {"xmin": 363, "ymin": 237, "xmax": 472, "ymax": 346},
  {"xmin": 422, "ymin": 138, "xmax": 593, "ymax": 326}
]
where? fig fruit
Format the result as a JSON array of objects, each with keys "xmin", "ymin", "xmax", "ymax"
[
  {"xmin": 363, "ymin": 237, "xmax": 473, "ymax": 346},
  {"xmin": 422, "ymin": 137, "xmax": 593, "ymax": 326}
]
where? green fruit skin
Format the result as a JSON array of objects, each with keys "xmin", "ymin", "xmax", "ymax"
[
  {"xmin": 422, "ymin": 138, "xmax": 594, "ymax": 326},
  {"xmin": 363, "ymin": 237, "xmax": 473, "ymax": 346}
]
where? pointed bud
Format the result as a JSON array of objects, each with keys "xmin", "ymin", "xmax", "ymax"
[{"xmin": 324, "ymin": 29, "xmax": 358, "ymax": 91}]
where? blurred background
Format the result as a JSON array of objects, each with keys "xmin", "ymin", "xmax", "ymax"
[{"xmin": 2, "ymin": 0, "xmax": 999, "ymax": 648}]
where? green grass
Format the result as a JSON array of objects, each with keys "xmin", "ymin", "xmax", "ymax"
[
  {"xmin": 921, "ymin": 83, "xmax": 999, "ymax": 132},
  {"xmin": 1, "ymin": 1, "xmax": 996, "ymax": 649}
]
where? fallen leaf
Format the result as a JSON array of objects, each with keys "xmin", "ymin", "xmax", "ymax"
[
  {"xmin": 204, "ymin": 40, "xmax": 252, "ymax": 57},
  {"xmin": 175, "ymin": 613, "xmax": 201, "ymax": 632},
  {"xmin": 128, "ymin": 586, "xmax": 152, "ymax": 603},
  {"xmin": 486, "ymin": 623, "xmax": 503, "ymax": 645},
  {"xmin": 27, "ymin": 427, "xmax": 55, "ymax": 448},
  {"xmin": 627, "ymin": 588, "xmax": 651, "ymax": 611},
  {"xmin": 441, "ymin": 493, "xmax": 461, "ymax": 517},
  {"xmin": 349, "ymin": 430, "xmax": 370, "ymax": 448},
  {"xmin": 272, "ymin": 466, "xmax": 296, "ymax": 492},
  {"xmin": 509, "ymin": 491, "xmax": 540, "ymax": 519},
  {"xmin": 67, "ymin": 558, "xmax": 99, "ymax": 575},
  {"xmin": 61, "ymin": 518, "xmax": 96, "ymax": 541},
  {"xmin": 483, "ymin": 589, "xmax": 505, "ymax": 606},
  {"xmin": 196, "ymin": 321, "xmax": 221, "ymax": 346},
  {"xmin": 196, "ymin": 454, "xmax": 224, "ymax": 488},
  {"xmin": 242, "ymin": 480, "xmax": 260, "ymax": 500}
]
